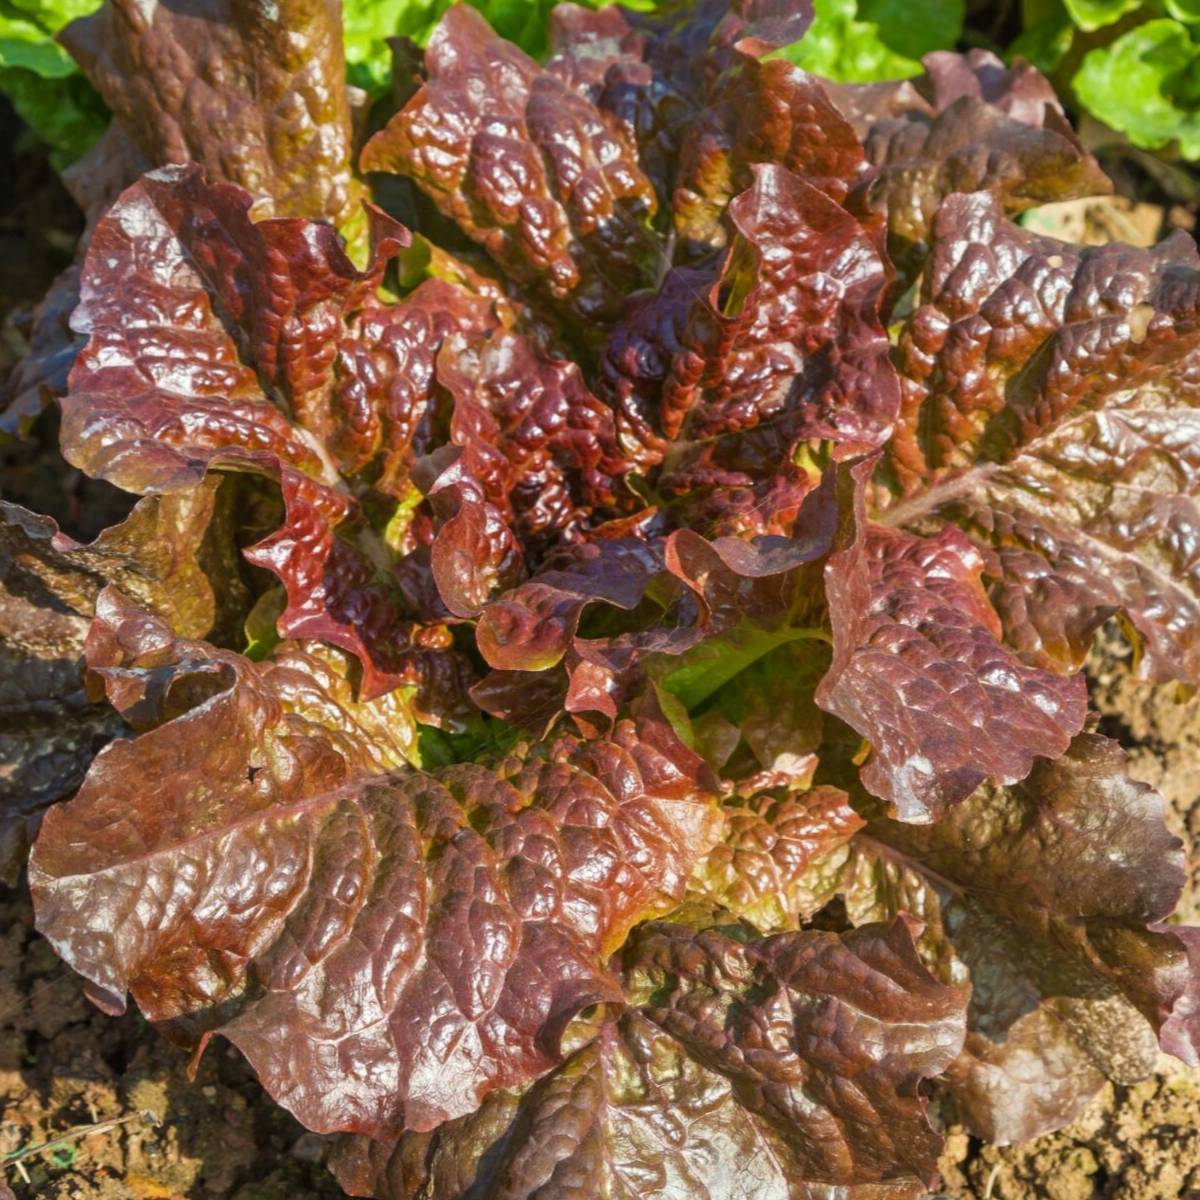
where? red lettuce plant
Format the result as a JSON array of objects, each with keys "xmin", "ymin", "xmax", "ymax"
[{"xmin": 4, "ymin": 0, "xmax": 1200, "ymax": 1196}]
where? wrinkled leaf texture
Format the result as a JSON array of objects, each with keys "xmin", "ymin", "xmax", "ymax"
[
  {"xmin": 0, "ymin": 480, "xmax": 236, "ymax": 881},
  {"xmin": 2, "ymin": 0, "xmax": 366, "ymax": 429},
  {"xmin": 689, "ymin": 734, "xmax": 1200, "ymax": 1143},
  {"xmin": 329, "ymin": 913, "xmax": 967, "ymax": 1199},
  {"xmin": 34, "ymin": 589, "xmax": 723, "ymax": 1136},
  {"xmin": 14, "ymin": 0, "xmax": 1200, "ymax": 1193}
]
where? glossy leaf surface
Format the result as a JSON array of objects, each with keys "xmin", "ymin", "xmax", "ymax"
[
  {"xmin": 330, "ymin": 914, "xmax": 966, "ymax": 1200},
  {"xmin": 11, "ymin": 2, "xmax": 1200, "ymax": 1188},
  {"xmin": 690, "ymin": 735, "xmax": 1198, "ymax": 1143},
  {"xmin": 883, "ymin": 191, "xmax": 1200, "ymax": 686},
  {"xmin": 32, "ymin": 591, "xmax": 721, "ymax": 1136}
]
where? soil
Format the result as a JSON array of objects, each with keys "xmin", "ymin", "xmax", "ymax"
[
  {"xmin": 0, "ymin": 884, "xmax": 345, "ymax": 1199},
  {"xmin": 936, "ymin": 1064, "xmax": 1200, "ymax": 1200}
]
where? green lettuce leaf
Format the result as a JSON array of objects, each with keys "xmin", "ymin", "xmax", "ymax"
[
  {"xmin": 0, "ymin": 0, "xmax": 105, "ymax": 161},
  {"xmin": 342, "ymin": 0, "xmax": 437, "ymax": 91},
  {"xmin": 1074, "ymin": 18, "xmax": 1200, "ymax": 158},
  {"xmin": 778, "ymin": 0, "xmax": 962, "ymax": 82},
  {"xmin": 0, "ymin": 0, "xmax": 98, "ymax": 73},
  {"xmin": 1063, "ymin": 0, "xmax": 1139, "ymax": 32},
  {"xmin": 1167, "ymin": 0, "xmax": 1200, "ymax": 22},
  {"xmin": 0, "ymin": 65, "xmax": 106, "ymax": 163}
]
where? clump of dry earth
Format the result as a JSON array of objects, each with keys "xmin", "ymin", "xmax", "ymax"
[{"xmin": 0, "ymin": 884, "xmax": 343, "ymax": 1199}]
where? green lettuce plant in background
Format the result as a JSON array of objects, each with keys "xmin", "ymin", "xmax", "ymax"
[
  {"xmin": 0, "ymin": 0, "xmax": 105, "ymax": 163},
  {"xmin": 1014, "ymin": 0, "xmax": 1200, "ymax": 159},
  {"xmin": 778, "ymin": 0, "xmax": 963, "ymax": 80},
  {"xmin": 1074, "ymin": 12, "xmax": 1200, "ymax": 157}
]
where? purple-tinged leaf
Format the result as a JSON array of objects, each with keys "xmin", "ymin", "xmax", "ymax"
[
  {"xmin": 330, "ymin": 914, "xmax": 965, "ymax": 1200},
  {"xmin": 31, "ymin": 590, "xmax": 721, "ymax": 1136},
  {"xmin": 829, "ymin": 49, "xmax": 1110, "ymax": 275},
  {"xmin": 882, "ymin": 190, "xmax": 1200, "ymax": 686},
  {"xmin": 361, "ymin": 4, "xmax": 659, "ymax": 327},
  {"xmin": 710, "ymin": 735, "xmax": 1198, "ymax": 1142},
  {"xmin": 818, "ymin": 482, "xmax": 1087, "ymax": 820},
  {"xmin": 0, "ymin": 480, "xmax": 240, "ymax": 882}
]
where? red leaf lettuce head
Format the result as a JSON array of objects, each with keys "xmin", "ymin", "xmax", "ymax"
[{"xmin": 12, "ymin": 0, "xmax": 1200, "ymax": 1193}]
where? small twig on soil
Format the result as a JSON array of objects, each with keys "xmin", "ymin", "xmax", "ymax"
[
  {"xmin": 984, "ymin": 1162, "xmax": 1001, "ymax": 1199},
  {"xmin": 1, "ymin": 1109, "xmax": 154, "ymax": 1170}
]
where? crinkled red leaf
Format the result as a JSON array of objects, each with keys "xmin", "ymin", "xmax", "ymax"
[
  {"xmin": 602, "ymin": 162, "xmax": 897, "ymax": 534},
  {"xmin": 699, "ymin": 735, "xmax": 1198, "ymax": 1143},
  {"xmin": 546, "ymin": 0, "xmax": 813, "ymax": 205},
  {"xmin": 60, "ymin": 164, "xmax": 500, "ymax": 702},
  {"xmin": 361, "ymin": 3, "xmax": 659, "ymax": 328},
  {"xmin": 425, "ymin": 328, "xmax": 629, "ymax": 617},
  {"xmin": 673, "ymin": 54, "xmax": 877, "ymax": 256},
  {"xmin": 817, "ymin": 490, "xmax": 1087, "ymax": 821},
  {"xmin": 829, "ymin": 49, "xmax": 1109, "ymax": 276},
  {"xmin": 31, "ymin": 590, "xmax": 722, "ymax": 1136},
  {"xmin": 882, "ymin": 191, "xmax": 1200, "ymax": 686},
  {"xmin": 4, "ymin": 0, "xmax": 365, "ymax": 431},
  {"xmin": 60, "ymin": 0, "xmax": 363, "ymax": 227},
  {"xmin": 330, "ymin": 913, "xmax": 965, "ymax": 1200},
  {"xmin": 0, "ymin": 481, "xmax": 239, "ymax": 882}
]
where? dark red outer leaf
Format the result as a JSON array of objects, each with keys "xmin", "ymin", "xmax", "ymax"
[
  {"xmin": 58, "ymin": 164, "xmax": 505, "ymax": 703},
  {"xmin": 31, "ymin": 591, "xmax": 722, "ymax": 1136},
  {"xmin": 828, "ymin": 49, "xmax": 1110, "ymax": 277},
  {"xmin": 361, "ymin": 3, "xmax": 659, "ymax": 327},
  {"xmin": 329, "ymin": 914, "xmax": 965, "ymax": 1200},
  {"xmin": 881, "ymin": 190, "xmax": 1200, "ymax": 686},
  {"xmin": 815, "ymin": 734, "xmax": 1199, "ymax": 1142},
  {"xmin": 818, "ymin": 463, "xmax": 1087, "ymax": 821}
]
